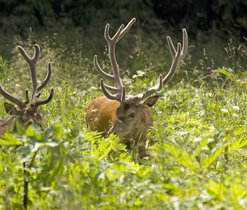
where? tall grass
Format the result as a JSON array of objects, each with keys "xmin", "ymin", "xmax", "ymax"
[{"xmin": 0, "ymin": 23, "xmax": 247, "ymax": 209}]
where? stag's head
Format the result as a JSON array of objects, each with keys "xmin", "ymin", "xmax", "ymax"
[
  {"xmin": 94, "ymin": 18, "xmax": 188, "ymax": 140},
  {"xmin": 0, "ymin": 44, "xmax": 53, "ymax": 129},
  {"xmin": 107, "ymin": 96, "xmax": 159, "ymax": 140}
]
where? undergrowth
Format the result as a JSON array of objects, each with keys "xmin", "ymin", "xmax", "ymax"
[{"xmin": 0, "ymin": 24, "xmax": 247, "ymax": 209}]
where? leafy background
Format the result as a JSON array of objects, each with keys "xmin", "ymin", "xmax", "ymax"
[{"xmin": 0, "ymin": 1, "xmax": 247, "ymax": 209}]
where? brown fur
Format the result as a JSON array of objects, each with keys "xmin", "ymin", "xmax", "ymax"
[{"xmin": 86, "ymin": 95, "xmax": 158, "ymax": 157}]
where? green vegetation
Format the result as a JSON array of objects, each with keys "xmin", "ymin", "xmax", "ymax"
[
  {"xmin": 0, "ymin": 20, "xmax": 247, "ymax": 209},
  {"xmin": 1, "ymin": 0, "xmax": 247, "ymax": 40}
]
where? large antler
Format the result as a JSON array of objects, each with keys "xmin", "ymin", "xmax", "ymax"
[
  {"xmin": 94, "ymin": 18, "xmax": 136, "ymax": 102},
  {"xmin": 128, "ymin": 28, "xmax": 188, "ymax": 102},
  {"xmin": 95, "ymin": 18, "xmax": 188, "ymax": 103},
  {"xmin": 17, "ymin": 44, "xmax": 54, "ymax": 107},
  {"xmin": 0, "ymin": 44, "xmax": 53, "ymax": 109}
]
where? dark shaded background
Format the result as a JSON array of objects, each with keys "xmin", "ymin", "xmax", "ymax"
[{"xmin": 0, "ymin": 0, "xmax": 246, "ymax": 40}]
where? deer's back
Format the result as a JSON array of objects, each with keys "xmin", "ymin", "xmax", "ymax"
[
  {"xmin": 86, "ymin": 96, "xmax": 119, "ymax": 135},
  {"xmin": 86, "ymin": 96, "xmax": 154, "ymax": 136}
]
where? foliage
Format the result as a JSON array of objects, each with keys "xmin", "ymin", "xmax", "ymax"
[
  {"xmin": 0, "ymin": 56, "xmax": 10, "ymax": 83},
  {"xmin": 0, "ymin": 0, "xmax": 155, "ymax": 36},
  {"xmin": 152, "ymin": 0, "xmax": 247, "ymax": 39},
  {"xmin": 0, "ymin": 124, "xmax": 65, "ymax": 209},
  {"xmin": 0, "ymin": 1, "xmax": 246, "ymax": 40},
  {"xmin": 0, "ymin": 20, "xmax": 247, "ymax": 209}
]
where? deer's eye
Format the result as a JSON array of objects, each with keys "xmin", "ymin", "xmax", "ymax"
[{"xmin": 129, "ymin": 113, "xmax": 135, "ymax": 118}]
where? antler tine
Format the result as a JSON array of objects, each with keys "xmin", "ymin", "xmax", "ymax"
[
  {"xmin": 32, "ymin": 62, "xmax": 54, "ymax": 107},
  {"xmin": 125, "ymin": 75, "xmax": 163, "ymax": 103},
  {"xmin": 127, "ymin": 28, "xmax": 188, "ymax": 103},
  {"xmin": 118, "ymin": 18, "xmax": 136, "ymax": 41},
  {"xmin": 0, "ymin": 84, "xmax": 23, "ymax": 108},
  {"xmin": 167, "ymin": 36, "xmax": 176, "ymax": 58},
  {"xmin": 36, "ymin": 62, "xmax": 52, "ymax": 93},
  {"xmin": 141, "ymin": 75, "xmax": 163, "ymax": 98},
  {"xmin": 32, "ymin": 88, "xmax": 54, "ymax": 107},
  {"xmin": 0, "ymin": 84, "xmax": 30, "ymax": 108},
  {"xmin": 162, "ymin": 42, "xmax": 182, "ymax": 85},
  {"xmin": 105, "ymin": 23, "xmax": 124, "ymax": 43},
  {"xmin": 100, "ymin": 79, "xmax": 125, "ymax": 102},
  {"xmin": 18, "ymin": 44, "xmax": 40, "ymax": 100},
  {"xmin": 102, "ymin": 83, "xmax": 118, "ymax": 93},
  {"xmin": 23, "ymin": 90, "xmax": 29, "ymax": 105},
  {"xmin": 100, "ymin": 79, "xmax": 118, "ymax": 100},
  {"xmin": 94, "ymin": 55, "xmax": 114, "ymax": 81},
  {"xmin": 180, "ymin": 28, "xmax": 188, "ymax": 60}
]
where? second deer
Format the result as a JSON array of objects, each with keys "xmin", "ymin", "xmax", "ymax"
[
  {"xmin": 86, "ymin": 18, "xmax": 188, "ymax": 158},
  {"xmin": 0, "ymin": 44, "xmax": 54, "ymax": 135}
]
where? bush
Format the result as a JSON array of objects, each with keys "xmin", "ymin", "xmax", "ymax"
[{"xmin": 1, "ymin": 1, "xmax": 246, "ymax": 40}]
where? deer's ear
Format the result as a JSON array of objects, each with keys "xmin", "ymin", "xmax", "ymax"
[
  {"xmin": 142, "ymin": 95, "xmax": 159, "ymax": 107},
  {"xmin": 4, "ymin": 102, "xmax": 18, "ymax": 115}
]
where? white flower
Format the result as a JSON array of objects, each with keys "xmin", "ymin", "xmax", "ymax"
[
  {"xmin": 220, "ymin": 108, "xmax": 229, "ymax": 114},
  {"xmin": 232, "ymin": 106, "xmax": 240, "ymax": 111}
]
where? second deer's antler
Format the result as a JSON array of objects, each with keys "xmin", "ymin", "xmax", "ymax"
[
  {"xmin": 18, "ymin": 44, "xmax": 54, "ymax": 106},
  {"xmin": 0, "ymin": 44, "xmax": 54, "ymax": 109}
]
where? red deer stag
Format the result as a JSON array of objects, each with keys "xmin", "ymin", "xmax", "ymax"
[
  {"xmin": 86, "ymin": 18, "xmax": 188, "ymax": 157},
  {"xmin": 0, "ymin": 44, "xmax": 54, "ymax": 135}
]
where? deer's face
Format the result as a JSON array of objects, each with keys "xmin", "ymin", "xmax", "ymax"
[
  {"xmin": 4, "ymin": 102, "xmax": 42, "ymax": 128},
  {"xmin": 109, "ymin": 96, "xmax": 159, "ymax": 140}
]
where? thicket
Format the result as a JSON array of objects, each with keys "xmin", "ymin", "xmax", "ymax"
[{"xmin": 0, "ymin": 0, "xmax": 246, "ymax": 39}]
